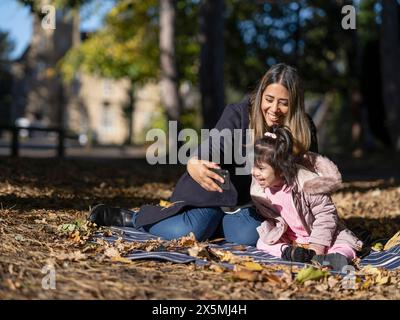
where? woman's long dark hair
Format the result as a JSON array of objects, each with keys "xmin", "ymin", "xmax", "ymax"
[
  {"xmin": 254, "ymin": 125, "xmax": 298, "ymax": 186},
  {"xmin": 249, "ymin": 63, "xmax": 310, "ymax": 155}
]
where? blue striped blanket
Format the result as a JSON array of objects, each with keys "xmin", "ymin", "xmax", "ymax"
[{"xmin": 100, "ymin": 227, "xmax": 400, "ymax": 271}]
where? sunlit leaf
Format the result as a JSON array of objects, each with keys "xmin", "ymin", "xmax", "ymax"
[
  {"xmin": 384, "ymin": 231, "xmax": 400, "ymax": 251},
  {"xmin": 58, "ymin": 223, "xmax": 78, "ymax": 233},
  {"xmin": 296, "ymin": 267, "xmax": 329, "ymax": 283},
  {"xmin": 361, "ymin": 265, "xmax": 381, "ymax": 276},
  {"xmin": 104, "ymin": 247, "xmax": 120, "ymax": 259},
  {"xmin": 178, "ymin": 233, "xmax": 197, "ymax": 246},
  {"xmin": 371, "ymin": 242, "xmax": 384, "ymax": 251},
  {"xmin": 159, "ymin": 200, "xmax": 173, "ymax": 208},
  {"xmin": 376, "ymin": 275, "xmax": 390, "ymax": 285},
  {"xmin": 241, "ymin": 261, "xmax": 263, "ymax": 271},
  {"xmin": 111, "ymin": 256, "xmax": 133, "ymax": 264}
]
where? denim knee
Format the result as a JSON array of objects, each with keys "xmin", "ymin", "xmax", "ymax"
[
  {"xmin": 222, "ymin": 207, "xmax": 263, "ymax": 246},
  {"xmin": 146, "ymin": 207, "xmax": 224, "ymax": 241},
  {"xmin": 224, "ymin": 228, "xmax": 260, "ymax": 246},
  {"xmin": 183, "ymin": 207, "xmax": 224, "ymax": 240}
]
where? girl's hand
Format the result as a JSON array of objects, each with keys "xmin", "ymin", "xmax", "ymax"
[
  {"xmin": 187, "ymin": 157, "xmax": 224, "ymax": 193},
  {"xmin": 309, "ymin": 243, "xmax": 326, "ymax": 255}
]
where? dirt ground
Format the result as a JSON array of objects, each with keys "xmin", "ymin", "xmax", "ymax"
[{"xmin": 1, "ymin": 155, "xmax": 400, "ymax": 300}]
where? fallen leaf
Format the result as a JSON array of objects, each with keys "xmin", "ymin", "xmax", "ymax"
[
  {"xmin": 178, "ymin": 233, "xmax": 197, "ymax": 246},
  {"xmin": 327, "ymin": 276, "xmax": 340, "ymax": 289},
  {"xmin": 111, "ymin": 256, "xmax": 133, "ymax": 264},
  {"xmin": 56, "ymin": 251, "xmax": 87, "ymax": 261},
  {"xmin": 384, "ymin": 231, "xmax": 400, "ymax": 251},
  {"xmin": 371, "ymin": 242, "xmax": 384, "ymax": 251},
  {"xmin": 303, "ymin": 280, "xmax": 315, "ymax": 287},
  {"xmin": 14, "ymin": 234, "xmax": 26, "ymax": 242},
  {"xmin": 70, "ymin": 230, "xmax": 81, "ymax": 243},
  {"xmin": 58, "ymin": 223, "xmax": 78, "ymax": 233},
  {"xmin": 241, "ymin": 261, "xmax": 263, "ymax": 271},
  {"xmin": 47, "ymin": 212, "xmax": 57, "ymax": 220},
  {"xmin": 5, "ymin": 279, "xmax": 16, "ymax": 291},
  {"xmin": 209, "ymin": 264, "xmax": 225, "ymax": 273},
  {"xmin": 376, "ymin": 274, "xmax": 390, "ymax": 285},
  {"xmin": 296, "ymin": 267, "xmax": 328, "ymax": 284},
  {"xmin": 34, "ymin": 218, "xmax": 47, "ymax": 224},
  {"xmin": 361, "ymin": 265, "xmax": 381, "ymax": 276},
  {"xmin": 102, "ymin": 229, "xmax": 113, "ymax": 237},
  {"xmin": 314, "ymin": 283, "xmax": 329, "ymax": 292},
  {"xmin": 264, "ymin": 273, "xmax": 283, "ymax": 286},
  {"xmin": 231, "ymin": 269, "xmax": 260, "ymax": 282},
  {"xmin": 188, "ymin": 243, "xmax": 210, "ymax": 259},
  {"xmin": 104, "ymin": 247, "xmax": 120, "ymax": 258},
  {"xmin": 159, "ymin": 200, "xmax": 173, "ymax": 208},
  {"xmin": 277, "ymin": 290, "xmax": 293, "ymax": 300},
  {"xmin": 361, "ymin": 279, "xmax": 372, "ymax": 290},
  {"xmin": 8, "ymin": 265, "xmax": 14, "ymax": 275},
  {"xmin": 144, "ymin": 239, "xmax": 165, "ymax": 252},
  {"xmin": 208, "ymin": 248, "xmax": 243, "ymax": 264},
  {"xmin": 371, "ymin": 189, "xmax": 381, "ymax": 197}
]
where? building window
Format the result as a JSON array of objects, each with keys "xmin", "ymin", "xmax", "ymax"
[
  {"xmin": 72, "ymin": 74, "xmax": 81, "ymax": 95},
  {"xmin": 101, "ymin": 101, "xmax": 113, "ymax": 129},
  {"xmin": 103, "ymin": 79, "xmax": 112, "ymax": 96}
]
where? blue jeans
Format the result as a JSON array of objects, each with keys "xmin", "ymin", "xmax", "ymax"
[{"xmin": 135, "ymin": 207, "xmax": 264, "ymax": 246}]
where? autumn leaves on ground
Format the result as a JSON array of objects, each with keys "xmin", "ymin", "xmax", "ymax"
[{"xmin": 1, "ymin": 156, "xmax": 400, "ymax": 300}]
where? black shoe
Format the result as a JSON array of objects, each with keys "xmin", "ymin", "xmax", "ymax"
[
  {"xmin": 88, "ymin": 204, "xmax": 136, "ymax": 227},
  {"xmin": 311, "ymin": 253, "xmax": 350, "ymax": 272},
  {"xmin": 282, "ymin": 245, "xmax": 316, "ymax": 263}
]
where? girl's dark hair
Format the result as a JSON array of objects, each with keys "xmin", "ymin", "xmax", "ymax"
[{"xmin": 254, "ymin": 125, "xmax": 298, "ymax": 186}]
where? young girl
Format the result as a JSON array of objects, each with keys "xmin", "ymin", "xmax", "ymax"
[{"xmin": 251, "ymin": 126, "xmax": 363, "ymax": 271}]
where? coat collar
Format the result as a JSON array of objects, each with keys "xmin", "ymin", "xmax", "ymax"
[{"xmin": 295, "ymin": 152, "xmax": 342, "ymax": 195}]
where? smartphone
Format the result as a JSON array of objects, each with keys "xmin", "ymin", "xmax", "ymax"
[{"xmin": 210, "ymin": 168, "xmax": 230, "ymax": 190}]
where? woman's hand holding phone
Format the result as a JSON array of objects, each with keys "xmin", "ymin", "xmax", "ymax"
[{"xmin": 187, "ymin": 157, "xmax": 225, "ymax": 193}]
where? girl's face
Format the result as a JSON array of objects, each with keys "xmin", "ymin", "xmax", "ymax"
[
  {"xmin": 252, "ymin": 161, "xmax": 283, "ymax": 188},
  {"xmin": 261, "ymin": 83, "xmax": 290, "ymax": 127}
]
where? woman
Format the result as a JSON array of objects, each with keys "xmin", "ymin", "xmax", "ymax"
[{"xmin": 89, "ymin": 63, "xmax": 322, "ymax": 245}]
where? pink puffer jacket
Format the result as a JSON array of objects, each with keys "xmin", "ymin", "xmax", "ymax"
[{"xmin": 252, "ymin": 152, "xmax": 363, "ymax": 251}]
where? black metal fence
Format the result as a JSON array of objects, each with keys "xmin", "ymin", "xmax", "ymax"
[{"xmin": 0, "ymin": 125, "xmax": 65, "ymax": 157}]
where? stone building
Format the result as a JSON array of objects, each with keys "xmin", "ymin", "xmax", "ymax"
[
  {"xmin": 10, "ymin": 6, "xmax": 136, "ymax": 145},
  {"xmin": 11, "ymin": 3, "xmax": 199, "ymax": 146}
]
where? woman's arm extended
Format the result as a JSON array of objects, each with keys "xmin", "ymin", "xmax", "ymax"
[{"xmin": 187, "ymin": 103, "xmax": 243, "ymax": 192}]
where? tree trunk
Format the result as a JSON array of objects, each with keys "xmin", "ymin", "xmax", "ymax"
[
  {"xmin": 348, "ymin": 1, "xmax": 363, "ymax": 156},
  {"xmin": 199, "ymin": 0, "xmax": 225, "ymax": 129},
  {"xmin": 159, "ymin": 0, "xmax": 182, "ymax": 123},
  {"xmin": 125, "ymin": 83, "xmax": 135, "ymax": 145},
  {"xmin": 380, "ymin": 0, "xmax": 400, "ymax": 150}
]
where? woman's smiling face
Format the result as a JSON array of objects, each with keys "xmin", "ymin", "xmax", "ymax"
[{"xmin": 261, "ymin": 83, "xmax": 290, "ymax": 127}]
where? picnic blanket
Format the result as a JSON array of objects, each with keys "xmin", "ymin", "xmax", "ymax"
[{"xmin": 100, "ymin": 227, "xmax": 400, "ymax": 271}]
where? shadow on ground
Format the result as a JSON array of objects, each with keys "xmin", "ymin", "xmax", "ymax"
[{"xmin": 0, "ymin": 152, "xmax": 399, "ymax": 211}]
